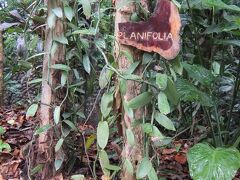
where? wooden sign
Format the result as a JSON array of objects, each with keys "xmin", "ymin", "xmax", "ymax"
[{"xmin": 118, "ymin": 0, "xmax": 181, "ymax": 60}]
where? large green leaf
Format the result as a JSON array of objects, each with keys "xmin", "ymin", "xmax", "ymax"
[
  {"xmin": 176, "ymin": 78, "xmax": 213, "ymax": 107},
  {"xmin": 99, "ymin": 65, "xmax": 113, "ymax": 89},
  {"xmin": 128, "ymin": 92, "xmax": 152, "ymax": 109},
  {"xmin": 156, "ymin": 73, "xmax": 168, "ymax": 90},
  {"xmin": 187, "ymin": 143, "xmax": 240, "ymax": 180},
  {"xmin": 203, "ymin": 0, "xmax": 240, "ymax": 12},
  {"xmin": 26, "ymin": 104, "xmax": 38, "ymax": 118},
  {"xmin": 204, "ymin": 22, "xmax": 239, "ymax": 34},
  {"xmin": 163, "ymin": 78, "xmax": 179, "ymax": 106},
  {"xmin": 79, "ymin": 0, "xmax": 91, "ymax": 19},
  {"xmin": 183, "ymin": 63, "xmax": 214, "ymax": 87},
  {"xmin": 97, "ymin": 121, "xmax": 109, "ymax": 149}
]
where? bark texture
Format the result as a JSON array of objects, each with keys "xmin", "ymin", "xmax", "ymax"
[
  {"xmin": 0, "ymin": 30, "xmax": 3, "ymax": 106},
  {"xmin": 114, "ymin": 0, "xmax": 149, "ymax": 179},
  {"xmin": 36, "ymin": 0, "xmax": 65, "ymax": 178}
]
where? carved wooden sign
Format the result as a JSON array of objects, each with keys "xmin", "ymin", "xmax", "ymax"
[{"xmin": 118, "ymin": 0, "xmax": 181, "ymax": 60}]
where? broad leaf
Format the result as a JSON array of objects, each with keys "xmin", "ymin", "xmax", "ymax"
[
  {"xmin": 54, "ymin": 35, "xmax": 68, "ymax": 44},
  {"xmin": 154, "ymin": 112, "xmax": 176, "ymax": 131},
  {"xmin": 183, "ymin": 63, "xmax": 214, "ymax": 86},
  {"xmin": 148, "ymin": 167, "xmax": 158, "ymax": 180},
  {"xmin": 100, "ymin": 92, "xmax": 113, "ymax": 118},
  {"xmin": 158, "ymin": 92, "xmax": 170, "ymax": 115},
  {"xmin": 128, "ymin": 92, "xmax": 152, "ymax": 109},
  {"xmin": 97, "ymin": 121, "xmax": 109, "ymax": 149},
  {"xmin": 203, "ymin": 0, "xmax": 240, "ymax": 12},
  {"xmin": 136, "ymin": 157, "xmax": 153, "ymax": 179},
  {"xmin": 176, "ymin": 78, "xmax": 213, "ymax": 107},
  {"xmin": 124, "ymin": 159, "xmax": 134, "ymax": 175},
  {"xmin": 163, "ymin": 78, "xmax": 179, "ymax": 106},
  {"xmin": 187, "ymin": 143, "xmax": 240, "ymax": 180}
]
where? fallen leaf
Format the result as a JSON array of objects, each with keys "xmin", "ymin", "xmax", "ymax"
[{"xmin": 174, "ymin": 153, "xmax": 187, "ymax": 165}]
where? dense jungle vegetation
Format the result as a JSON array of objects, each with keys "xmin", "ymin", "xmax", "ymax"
[{"xmin": 0, "ymin": 0, "xmax": 239, "ymax": 179}]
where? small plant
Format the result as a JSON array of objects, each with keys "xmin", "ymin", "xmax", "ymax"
[{"xmin": 0, "ymin": 126, "xmax": 11, "ymax": 152}]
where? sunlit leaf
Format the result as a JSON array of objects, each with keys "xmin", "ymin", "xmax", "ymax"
[
  {"xmin": 126, "ymin": 129, "xmax": 135, "ymax": 146},
  {"xmin": 55, "ymin": 138, "xmax": 64, "ymax": 152},
  {"xmin": 83, "ymin": 54, "xmax": 91, "ymax": 74},
  {"xmin": 52, "ymin": 7, "xmax": 63, "ymax": 18},
  {"xmin": 156, "ymin": 73, "xmax": 168, "ymax": 90}
]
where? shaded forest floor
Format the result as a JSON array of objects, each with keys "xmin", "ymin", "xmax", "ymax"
[{"xmin": 0, "ymin": 106, "xmax": 239, "ymax": 180}]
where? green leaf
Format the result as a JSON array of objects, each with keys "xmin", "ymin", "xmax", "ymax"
[
  {"xmin": 176, "ymin": 78, "xmax": 213, "ymax": 107},
  {"xmin": 142, "ymin": 53, "xmax": 153, "ymax": 65},
  {"xmin": 128, "ymin": 92, "xmax": 152, "ymax": 109},
  {"xmin": 64, "ymin": 6, "xmax": 74, "ymax": 21},
  {"xmin": 215, "ymin": 39, "xmax": 240, "ymax": 47},
  {"xmin": 126, "ymin": 61, "xmax": 140, "ymax": 74},
  {"xmin": 34, "ymin": 124, "xmax": 51, "ymax": 135},
  {"xmin": 55, "ymin": 158, "xmax": 64, "ymax": 171},
  {"xmin": 119, "ymin": 78, "xmax": 127, "ymax": 95},
  {"xmin": 156, "ymin": 73, "xmax": 168, "ymax": 90},
  {"xmin": 51, "ymin": 64, "xmax": 71, "ymax": 72},
  {"xmin": 155, "ymin": 112, "xmax": 176, "ymax": 131},
  {"xmin": 105, "ymin": 164, "xmax": 121, "ymax": 171},
  {"xmin": 97, "ymin": 121, "xmax": 109, "ymax": 149},
  {"xmin": 0, "ymin": 140, "xmax": 11, "ymax": 152},
  {"xmin": 63, "ymin": 120, "xmax": 78, "ymax": 131},
  {"xmin": 183, "ymin": 63, "xmax": 214, "ymax": 86},
  {"xmin": 171, "ymin": 57, "xmax": 183, "ymax": 75},
  {"xmin": 47, "ymin": 13, "xmax": 56, "ymax": 29},
  {"xmin": 72, "ymin": 28, "xmax": 96, "ymax": 35},
  {"xmin": 55, "ymin": 138, "xmax": 64, "ymax": 152},
  {"xmin": 163, "ymin": 78, "xmax": 179, "ymax": 106},
  {"xmin": 148, "ymin": 167, "xmax": 158, "ymax": 180},
  {"xmin": 142, "ymin": 123, "xmax": 153, "ymax": 134},
  {"xmin": 54, "ymin": 35, "xmax": 68, "ymax": 44},
  {"xmin": 136, "ymin": 157, "xmax": 153, "ymax": 179},
  {"xmin": 202, "ymin": 0, "xmax": 240, "ymax": 12},
  {"xmin": 54, "ymin": 106, "xmax": 61, "ymax": 125},
  {"xmin": 124, "ymin": 159, "xmax": 134, "ymax": 175},
  {"xmin": 100, "ymin": 92, "xmax": 113, "ymax": 118},
  {"xmin": 187, "ymin": 143, "xmax": 240, "ymax": 180},
  {"xmin": 122, "ymin": 50, "xmax": 134, "ymax": 63},
  {"xmin": 28, "ymin": 78, "xmax": 42, "ymax": 84},
  {"xmin": 149, "ymin": 126, "xmax": 165, "ymax": 139},
  {"xmin": 26, "ymin": 104, "xmax": 38, "ymax": 118},
  {"xmin": 204, "ymin": 22, "xmax": 239, "ymax": 34},
  {"xmin": 79, "ymin": 0, "xmax": 91, "ymax": 19},
  {"xmin": 158, "ymin": 92, "xmax": 170, "ymax": 115},
  {"xmin": 126, "ymin": 129, "xmax": 135, "ymax": 146},
  {"xmin": 71, "ymin": 174, "xmax": 85, "ymax": 180},
  {"xmin": 83, "ymin": 54, "xmax": 91, "ymax": 74},
  {"xmin": 99, "ymin": 150, "xmax": 110, "ymax": 176},
  {"xmin": 99, "ymin": 65, "xmax": 113, "ymax": 89},
  {"xmin": 30, "ymin": 164, "xmax": 44, "ymax": 175},
  {"xmin": 52, "ymin": 7, "xmax": 63, "ymax": 18},
  {"xmin": 0, "ymin": 126, "xmax": 5, "ymax": 135},
  {"xmin": 61, "ymin": 72, "xmax": 68, "ymax": 87}
]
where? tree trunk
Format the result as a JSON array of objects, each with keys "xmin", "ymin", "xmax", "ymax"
[
  {"xmin": 114, "ymin": 0, "xmax": 149, "ymax": 179},
  {"xmin": 36, "ymin": 0, "xmax": 65, "ymax": 178},
  {"xmin": 0, "ymin": 30, "xmax": 3, "ymax": 106}
]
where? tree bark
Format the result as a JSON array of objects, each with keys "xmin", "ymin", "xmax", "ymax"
[
  {"xmin": 114, "ymin": 1, "xmax": 149, "ymax": 179},
  {"xmin": 0, "ymin": 30, "xmax": 3, "ymax": 107},
  {"xmin": 36, "ymin": 0, "xmax": 65, "ymax": 178}
]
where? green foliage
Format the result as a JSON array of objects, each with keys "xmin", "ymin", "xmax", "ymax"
[{"xmin": 187, "ymin": 143, "xmax": 240, "ymax": 180}]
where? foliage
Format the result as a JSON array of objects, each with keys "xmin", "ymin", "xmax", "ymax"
[{"xmin": 187, "ymin": 143, "xmax": 240, "ymax": 180}]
